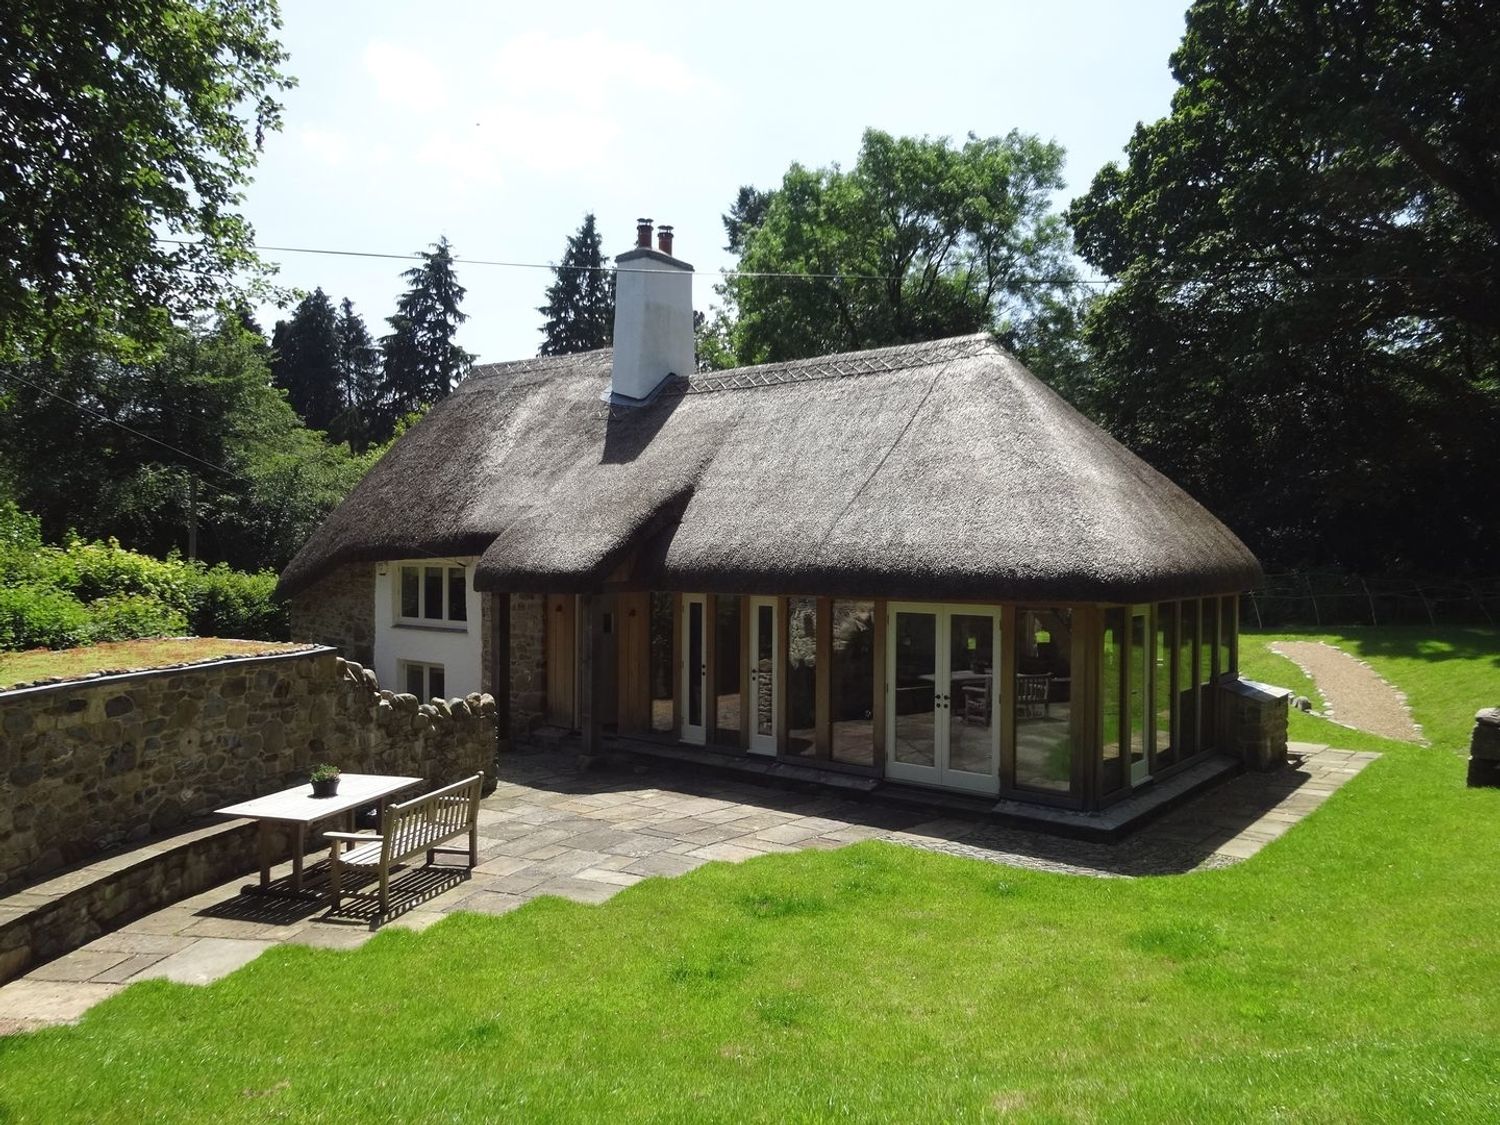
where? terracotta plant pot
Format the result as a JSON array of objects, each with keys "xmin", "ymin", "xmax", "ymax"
[{"xmin": 311, "ymin": 776, "xmax": 340, "ymax": 798}]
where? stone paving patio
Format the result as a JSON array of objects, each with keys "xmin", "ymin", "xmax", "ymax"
[{"xmin": 0, "ymin": 741, "xmax": 1373, "ymax": 1034}]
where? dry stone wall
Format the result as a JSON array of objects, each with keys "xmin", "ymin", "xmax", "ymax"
[
  {"xmin": 1222, "ymin": 677, "xmax": 1290, "ymax": 770},
  {"xmin": 0, "ymin": 647, "xmax": 495, "ymax": 891},
  {"xmin": 1467, "ymin": 708, "xmax": 1500, "ymax": 787}
]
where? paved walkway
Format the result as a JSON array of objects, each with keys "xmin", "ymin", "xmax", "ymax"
[{"xmin": 0, "ymin": 742, "xmax": 1373, "ymax": 1034}]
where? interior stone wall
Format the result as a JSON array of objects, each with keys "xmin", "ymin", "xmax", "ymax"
[{"xmin": 0, "ymin": 648, "xmax": 495, "ymax": 891}]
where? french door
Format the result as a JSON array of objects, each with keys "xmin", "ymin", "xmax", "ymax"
[
  {"xmin": 747, "ymin": 597, "xmax": 778, "ymax": 755},
  {"xmin": 886, "ymin": 604, "xmax": 1001, "ymax": 795},
  {"xmin": 681, "ymin": 594, "xmax": 708, "ymax": 745}
]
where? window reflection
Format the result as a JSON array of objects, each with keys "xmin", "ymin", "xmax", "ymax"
[
  {"xmin": 1014, "ymin": 608, "xmax": 1073, "ymax": 794},
  {"xmin": 831, "ymin": 600, "xmax": 875, "ymax": 765},
  {"xmin": 650, "ymin": 592, "xmax": 674, "ymax": 733},
  {"xmin": 787, "ymin": 598, "xmax": 817, "ymax": 757}
]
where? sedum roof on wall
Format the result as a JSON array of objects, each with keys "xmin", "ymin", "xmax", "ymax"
[{"xmin": 278, "ymin": 335, "xmax": 1261, "ymax": 603}]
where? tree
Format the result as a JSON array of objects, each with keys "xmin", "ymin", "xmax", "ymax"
[
  {"xmin": 721, "ymin": 130, "xmax": 1079, "ymax": 366},
  {"xmin": 0, "ymin": 316, "xmax": 383, "ymax": 570},
  {"xmin": 537, "ymin": 213, "xmax": 615, "ymax": 355},
  {"xmin": 1068, "ymin": 0, "xmax": 1500, "ymax": 574},
  {"xmin": 0, "ymin": 0, "xmax": 292, "ymax": 359},
  {"xmin": 335, "ymin": 298, "xmax": 381, "ymax": 451},
  {"xmin": 270, "ymin": 288, "xmax": 342, "ymax": 432},
  {"xmin": 380, "ymin": 237, "xmax": 474, "ymax": 423}
]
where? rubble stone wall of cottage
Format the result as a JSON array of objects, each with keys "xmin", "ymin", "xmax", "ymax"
[{"xmin": 289, "ymin": 562, "xmax": 376, "ymax": 667}]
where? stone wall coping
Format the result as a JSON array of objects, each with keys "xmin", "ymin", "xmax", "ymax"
[
  {"xmin": 2, "ymin": 817, "xmax": 253, "ymax": 905},
  {"xmin": 1475, "ymin": 707, "xmax": 1500, "ymax": 727},
  {"xmin": 1224, "ymin": 677, "xmax": 1293, "ymax": 702},
  {"xmin": 0, "ymin": 644, "xmax": 334, "ymax": 703}
]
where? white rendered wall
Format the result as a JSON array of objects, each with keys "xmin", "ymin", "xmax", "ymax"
[
  {"xmin": 373, "ymin": 558, "xmax": 484, "ymax": 698},
  {"xmin": 610, "ymin": 251, "xmax": 694, "ymax": 401}
]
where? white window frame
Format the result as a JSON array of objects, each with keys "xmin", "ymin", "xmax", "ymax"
[
  {"xmin": 395, "ymin": 563, "xmax": 470, "ymax": 629},
  {"xmin": 399, "ymin": 659, "xmax": 446, "ymax": 701}
]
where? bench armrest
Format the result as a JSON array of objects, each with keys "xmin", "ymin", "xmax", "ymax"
[{"xmin": 325, "ymin": 831, "xmax": 381, "ymax": 843}]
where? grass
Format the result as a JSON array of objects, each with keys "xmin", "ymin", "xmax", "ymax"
[
  {"xmin": 0, "ymin": 637, "xmax": 310, "ymax": 689},
  {"xmin": 1, "ymin": 627, "xmax": 1497, "ymax": 1121}
]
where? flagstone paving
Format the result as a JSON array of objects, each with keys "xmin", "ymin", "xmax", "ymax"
[{"xmin": 0, "ymin": 741, "xmax": 1372, "ymax": 1034}]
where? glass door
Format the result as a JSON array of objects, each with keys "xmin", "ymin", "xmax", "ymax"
[
  {"xmin": 1129, "ymin": 606, "xmax": 1150, "ymax": 785},
  {"xmin": 886, "ymin": 604, "xmax": 1000, "ymax": 795},
  {"xmin": 747, "ymin": 598, "xmax": 778, "ymax": 755},
  {"xmin": 681, "ymin": 594, "xmax": 707, "ymax": 745}
]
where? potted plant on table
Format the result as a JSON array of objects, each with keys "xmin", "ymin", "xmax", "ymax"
[{"xmin": 309, "ymin": 763, "xmax": 342, "ymax": 798}]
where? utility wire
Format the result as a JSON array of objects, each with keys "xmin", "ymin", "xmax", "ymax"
[{"xmin": 156, "ymin": 237, "xmax": 1485, "ymax": 288}]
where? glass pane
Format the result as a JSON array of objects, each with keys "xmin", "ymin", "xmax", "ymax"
[
  {"xmin": 947, "ymin": 613, "xmax": 996, "ymax": 777},
  {"xmin": 1130, "ymin": 609, "xmax": 1149, "ymax": 777},
  {"xmin": 423, "ymin": 567, "xmax": 443, "ymax": 619},
  {"xmin": 1014, "ymin": 608, "xmax": 1073, "ymax": 793},
  {"xmin": 400, "ymin": 566, "xmax": 419, "ymax": 618},
  {"xmin": 1155, "ymin": 603, "xmax": 1177, "ymax": 769},
  {"xmin": 892, "ymin": 611, "xmax": 936, "ymax": 767},
  {"xmin": 1217, "ymin": 597, "xmax": 1233, "ymax": 679},
  {"xmin": 1178, "ymin": 600, "xmax": 1199, "ymax": 758},
  {"xmin": 447, "ymin": 568, "xmax": 467, "ymax": 621},
  {"xmin": 831, "ymin": 601, "xmax": 875, "ymax": 765},
  {"xmin": 787, "ymin": 597, "xmax": 817, "ymax": 757},
  {"xmin": 754, "ymin": 603, "xmax": 774, "ymax": 739},
  {"xmin": 1101, "ymin": 609, "xmax": 1125, "ymax": 794},
  {"xmin": 687, "ymin": 600, "xmax": 703, "ymax": 727},
  {"xmin": 429, "ymin": 665, "xmax": 445, "ymax": 700},
  {"xmin": 404, "ymin": 663, "xmax": 424, "ymax": 697},
  {"xmin": 650, "ymin": 592, "xmax": 674, "ymax": 733},
  {"xmin": 1199, "ymin": 598, "xmax": 1218, "ymax": 750},
  {"xmin": 713, "ymin": 596, "xmax": 741, "ymax": 747}
]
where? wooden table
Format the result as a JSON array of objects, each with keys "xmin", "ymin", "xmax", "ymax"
[{"xmin": 217, "ymin": 774, "xmax": 423, "ymax": 898}]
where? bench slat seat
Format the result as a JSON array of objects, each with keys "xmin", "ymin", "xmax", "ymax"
[{"xmin": 324, "ymin": 773, "xmax": 484, "ymax": 918}]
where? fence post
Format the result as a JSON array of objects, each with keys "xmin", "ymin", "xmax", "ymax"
[
  {"xmin": 1303, "ymin": 572, "xmax": 1320, "ymax": 627},
  {"xmin": 1415, "ymin": 581, "xmax": 1436, "ymax": 627},
  {"xmin": 1468, "ymin": 580, "xmax": 1494, "ymax": 626},
  {"xmin": 1247, "ymin": 589, "xmax": 1263, "ymax": 629},
  {"xmin": 1360, "ymin": 577, "xmax": 1378, "ymax": 627}
]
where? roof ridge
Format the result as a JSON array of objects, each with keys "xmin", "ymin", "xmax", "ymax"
[
  {"xmin": 468, "ymin": 349, "xmax": 613, "ymax": 382},
  {"xmin": 672, "ymin": 333, "xmax": 996, "ymax": 396}
]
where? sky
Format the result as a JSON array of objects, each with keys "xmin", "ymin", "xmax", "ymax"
[{"xmin": 245, "ymin": 0, "xmax": 1190, "ymax": 363}]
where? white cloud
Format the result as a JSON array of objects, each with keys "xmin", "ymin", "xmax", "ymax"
[
  {"xmin": 296, "ymin": 125, "xmax": 351, "ymax": 168},
  {"xmin": 363, "ymin": 41, "xmax": 450, "ymax": 113},
  {"xmin": 492, "ymin": 29, "xmax": 714, "ymax": 106}
]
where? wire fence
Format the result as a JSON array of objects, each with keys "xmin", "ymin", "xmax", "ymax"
[{"xmin": 1242, "ymin": 572, "xmax": 1500, "ymax": 628}]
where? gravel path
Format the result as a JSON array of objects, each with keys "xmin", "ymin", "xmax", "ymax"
[{"xmin": 1269, "ymin": 640, "xmax": 1423, "ymax": 742}]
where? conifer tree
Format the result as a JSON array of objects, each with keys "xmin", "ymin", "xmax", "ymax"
[
  {"xmin": 538, "ymin": 213, "xmax": 615, "ymax": 355},
  {"xmin": 335, "ymin": 298, "xmax": 381, "ymax": 449},
  {"xmin": 380, "ymin": 237, "xmax": 474, "ymax": 423},
  {"xmin": 270, "ymin": 288, "xmax": 342, "ymax": 431}
]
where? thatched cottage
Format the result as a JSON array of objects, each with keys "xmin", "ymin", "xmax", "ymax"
[{"xmin": 281, "ymin": 221, "xmax": 1267, "ymax": 818}]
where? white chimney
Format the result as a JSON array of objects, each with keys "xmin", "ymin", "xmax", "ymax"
[{"xmin": 608, "ymin": 218, "xmax": 694, "ymax": 403}]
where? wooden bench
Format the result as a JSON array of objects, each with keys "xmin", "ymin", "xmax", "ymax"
[{"xmin": 324, "ymin": 772, "xmax": 484, "ymax": 917}]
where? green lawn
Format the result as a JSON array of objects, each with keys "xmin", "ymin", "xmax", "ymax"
[{"xmin": 2, "ymin": 627, "xmax": 1497, "ymax": 1122}]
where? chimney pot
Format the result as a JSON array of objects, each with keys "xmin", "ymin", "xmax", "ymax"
[
  {"xmin": 635, "ymin": 218, "xmax": 653, "ymax": 249},
  {"xmin": 656, "ymin": 224, "xmax": 674, "ymax": 256}
]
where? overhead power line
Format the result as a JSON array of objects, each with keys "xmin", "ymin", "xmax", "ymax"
[{"xmin": 156, "ymin": 237, "xmax": 1487, "ymax": 288}]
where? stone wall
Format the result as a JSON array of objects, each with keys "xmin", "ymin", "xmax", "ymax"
[
  {"xmin": 289, "ymin": 562, "xmax": 375, "ymax": 667},
  {"xmin": 0, "ymin": 648, "xmax": 495, "ymax": 891},
  {"xmin": 1467, "ymin": 708, "xmax": 1500, "ymax": 787},
  {"xmin": 1222, "ymin": 677, "xmax": 1290, "ymax": 771},
  {"xmin": 293, "ymin": 567, "xmax": 547, "ymax": 741},
  {"xmin": 508, "ymin": 593, "xmax": 546, "ymax": 736}
]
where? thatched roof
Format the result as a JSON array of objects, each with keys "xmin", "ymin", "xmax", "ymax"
[{"xmin": 279, "ymin": 335, "xmax": 1261, "ymax": 602}]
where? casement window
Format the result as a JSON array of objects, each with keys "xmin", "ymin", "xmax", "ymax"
[
  {"xmin": 397, "ymin": 564, "xmax": 469, "ymax": 626},
  {"xmin": 401, "ymin": 660, "xmax": 446, "ymax": 701}
]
